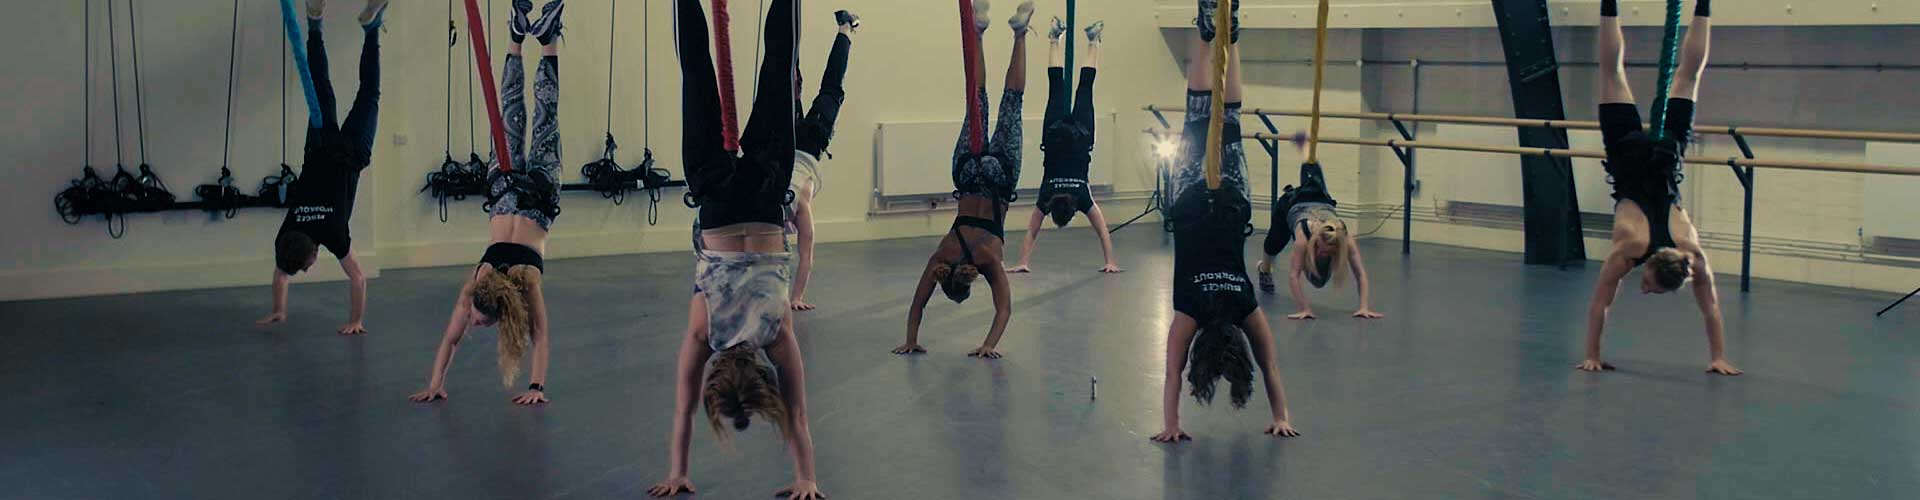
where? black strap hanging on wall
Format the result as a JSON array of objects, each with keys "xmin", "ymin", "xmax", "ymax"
[
  {"xmin": 57, "ymin": 0, "xmax": 98, "ymax": 227},
  {"xmin": 198, "ymin": 0, "xmax": 248, "ymax": 219},
  {"xmin": 422, "ymin": 0, "xmax": 490, "ymax": 222},
  {"xmin": 570, "ymin": 0, "xmax": 671, "ymax": 224}
]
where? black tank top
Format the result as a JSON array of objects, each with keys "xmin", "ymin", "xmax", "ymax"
[
  {"xmin": 951, "ymin": 213, "xmax": 1005, "ymax": 266},
  {"xmin": 478, "ymin": 242, "xmax": 545, "ymax": 273}
]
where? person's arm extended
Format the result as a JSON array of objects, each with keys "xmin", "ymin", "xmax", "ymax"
[
  {"xmin": 648, "ymin": 303, "xmax": 713, "ymax": 498},
  {"xmin": 1242, "ymin": 313, "xmax": 1300, "ymax": 437},
  {"xmin": 1008, "ymin": 208, "xmax": 1044, "ymax": 273},
  {"xmin": 1150, "ymin": 318, "xmax": 1198, "ymax": 443},
  {"xmin": 338, "ymin": 253, "xmax": 369, "ymax": 335},
  {"xmin": 969, "ymin": 265, "xmax": 1013, "ymax": 359},
  {"xmin": 1088, "ymin": 204, "xmax": 1122, "ymax": 273},
  {"xmin": 512, "ymin": 274, "xmax": 551, "ymax": 405},
  {"xmin": 893, "ymin": 262, "xmax": 939, "ymax": 354},
  {"xmin": 1285, "ymin": 227, "xmax": 1314, "ymax": 319},
  {"xmin": 1579, "ymin": 253, "xmax": 1633, "ymax": 371},
  {"xmin": 1346, "ymin": 233, "xmax": 1382, "ymax": 318},
  {"xmin": 258, "ymin": 268, "xmax": 292, "ymax": 325},
  {"xmin": 1690, "ymin": 255, "xmax": 1742, "ymax": 375},
  {"xmin": 409, "ymin": 278, "xmax": 476, "ymax": 402},
  {"xmin": 768, "ymin": 319, "xmax": 825, "ymax": 499},
  {"xmin": 790, "ymin": 195, "xmax": 818, "ymax": 309}
]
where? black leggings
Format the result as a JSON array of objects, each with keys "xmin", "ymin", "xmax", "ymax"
[
  {"xmin": 1261, "ymin": 162, "xmax": 1335, "ymax": 257},
  {"xmin": 305, "ymin": 20, "xmax": 380, "ymax": 170},
  {"xmin": 796, "ymin": 33, "xmax": 852, "ymax": 158},
  {"xmin": 677, "ymin": 0, "xmax": 797, "ymax": 228},
  {"xmin": 1043, "ymin": 67, "xmax": 1096, "ymax": 140}
]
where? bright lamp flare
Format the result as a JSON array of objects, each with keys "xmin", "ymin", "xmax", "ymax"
[{"xmin": 1154, "ymin": 138, "xmax": 1179, "ymax": 160}]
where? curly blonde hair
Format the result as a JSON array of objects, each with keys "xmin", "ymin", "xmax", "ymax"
[
  {"xmin": 471, "ymin": 266, "xmax": 539, "ymax": 387},
  {"xmin": 933, "ymin": 262, "xmax": 981, "ymax": 303}
]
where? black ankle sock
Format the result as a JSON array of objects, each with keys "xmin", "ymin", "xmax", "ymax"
[
  {"xmin": 1601, "ymin": 0, "xmax": 1618, "ymax": 17},
  {"xmin": 1695, "ymin": 0, "xmax": 1711, "ymax": 17}
]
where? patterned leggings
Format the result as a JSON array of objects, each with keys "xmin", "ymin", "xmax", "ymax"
[
  {"xmin": 488, "ymin": 54, "xmax": 562, "ymax": 230},
  {"xmin": 951, "ymin": 87, "xmax": 1026, "ymax": 201}
]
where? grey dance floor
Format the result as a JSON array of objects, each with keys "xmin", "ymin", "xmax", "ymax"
[{"xmin": 4, "ymin": 229, "xmax": 1915, "ymax": 499}]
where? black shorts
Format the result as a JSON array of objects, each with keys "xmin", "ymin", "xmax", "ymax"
[
  {"xmin": 690, "ymin": 154, "xmax": 790, "ymax": 230},
  {"xmin": 1169, "ymin": 187, "xmax": 1257, "ymax": 326},
  {"xmin": 1037, "ymin": 178, "xmax": 1094, "ymax": 215},
  {"xmin": 1600, "ymin": 98, "xmax": 1693, "ymax": 204}
]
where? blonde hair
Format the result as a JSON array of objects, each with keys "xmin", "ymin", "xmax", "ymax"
[
  {"xmin": 1646, "ymin": 247, "xmax": 1693, "ymax": 292},
  {"xmin": 471, "ymin": 266, "xmax": 539, "ymax": 387},
  {"xmin": 703, "ymin": 346, "xmax": 792, "ymax": 449},
  {"xmin": 932, "ymin": 262, "xmax": 981, "ymax": 303},
  {"xmin": 1303, "ymin": 219, "xmax": 1351, "ymax": 288}
]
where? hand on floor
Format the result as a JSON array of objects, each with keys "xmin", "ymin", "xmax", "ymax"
[
  {"xmin": 791, "ymin": 300, "xmax": 817, "ymax": 311},
  {"xmin": 337, "ymin": 322, "xmax": 368, "ymax": 336},
  {"xmin": 1265, "ymin": 420, "xmax": 1302, "ymax": 437},
  {"xmin": 511, "ymin": 390, "xmax": 548, "ymax": 405},
  {"xmin": 1286, "ymin": 310, "xmax": 1317, "ymax": 320},
  {"xmin": 1098, "ymin": 264, "xmax": 1124, "ymax": 273},
  {"xmin": 408, "ymin": 387, "xmax": 448, "ymax": 402},
  {"xmin": 1706, "ymin": 360, "xmax": 1744, "ymax": 376},
  {"xmin": 891, "ymin": 343, "xmax": 927, "ymax": 355},
  {"xmin": 1006, "ymin": 265, "xmax": 1032, "ymax": 274},
  {"xmin": 646, "ymin": 477, "xmax": 696, "ymax": 497},
  {"xmin": 1575, "ymin": 359, "xmax": 1616, "ymax": 372},
  {"xmin": 255, "ymin": 312, "xmax": 287, "ymax": 326},
  {"xmin": 775, "ymin": 480, "xmax": 827, "ymax": 499},
  {"xmin": 1351, "ymin": 308, "xmax": 1384, "ymax": 319},
  {"xmin": 966, "ymin": 346, "xmax": 1004, "ymax": 359},
  {"xmin": 1150, "ymin": 426, "xmax": 1192, "ymax": 443}
]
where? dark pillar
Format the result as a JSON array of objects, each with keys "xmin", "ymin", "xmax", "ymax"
[{"xmin": 1491, "ymin": 0, "xmax": 1586, "ymax": 266}]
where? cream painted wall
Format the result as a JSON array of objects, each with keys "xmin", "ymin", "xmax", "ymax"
[{"xmin": 2, "ymin": 0, "xmax": 1191, "ymax": 301}]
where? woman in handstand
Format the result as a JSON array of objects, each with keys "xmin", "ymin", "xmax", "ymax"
[
  {"xmin": 648, "ymin": 1, "xmax": 824, "ymax": 498},
  {"xmin": 1006, "ymin": 17, "xmax": 1121, "ymax": 274},
  {"xmin": 893, "ymin": 0, "xmax": 1036, "ymax": 359},
  {"xmin": 1581, "ymin": 0, "xmax": 1740, "ymax": 376},
  {"xmin": 408, "ymin": 0, "xmax": 566, "ymax": 406},
  {"xmin": 1152, "ymin": 0, "xmax": 1300, "ymax": 443},
  {"xmin": 787, "ymin": 9, "xmax": 862, "ymax": 311}
]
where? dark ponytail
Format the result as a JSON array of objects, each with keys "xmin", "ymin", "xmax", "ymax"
[{"xmin": 1186, "ymin": 315, "xmax": 1255, "ymax": 409}]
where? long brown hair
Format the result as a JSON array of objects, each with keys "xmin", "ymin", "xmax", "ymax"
[
  {"xmin": 703, "ymin": 345, "xmax": 792, "ymax": 447},
  {"xmin": 471, "ymin": 266, "xmax": 539, "ymax": 387},
  {"xmin": 1187, "ymin": 314, "xmax": 1255, "ymax": 408},
  {"xmin": 1303, "ymin": 219, "xmax": 1351, "ymax": 288}
]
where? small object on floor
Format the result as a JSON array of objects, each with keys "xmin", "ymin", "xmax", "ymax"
[{"xmin": 1090, "ymin": 376, "xmax": 1099, "ymax": 400}]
